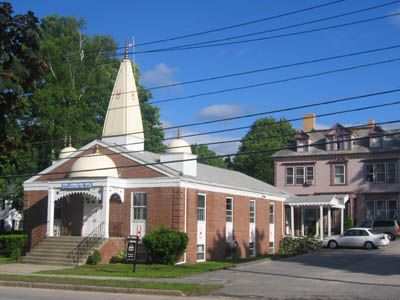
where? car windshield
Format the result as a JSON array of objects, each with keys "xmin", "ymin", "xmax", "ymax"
[{"xmin": 368, "ymin": 229, "xmax": 378, "ymax": 235}]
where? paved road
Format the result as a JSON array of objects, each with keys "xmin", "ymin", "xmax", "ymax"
[
  {"xmin": 187, "ymin": 240, "xmax": 400, "ymax": 299},
  {"xmin": 0, "ymin": 286, "xmax": 229, "ymax": 300}
]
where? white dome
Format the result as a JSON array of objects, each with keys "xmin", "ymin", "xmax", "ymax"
[
  {"xmin": 69, "ymin": 151, "xmax": 118, "ymax": 178},
  {"xmin": 59, "ymin": 146, "xmax": 77, "ymax": 159},
  {"xmin": 167, "ymin": 138, "xmax": 192, "ymax": 154}
]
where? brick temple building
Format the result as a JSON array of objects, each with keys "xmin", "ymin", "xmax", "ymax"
[{"xmin": 22, "ymin": 54, "xmax": 289, "ymax": 264}]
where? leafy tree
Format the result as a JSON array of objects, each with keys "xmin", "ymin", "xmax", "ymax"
[
  {"xmin": 233, "ymin": 117, "xmax": 295, "ymax": 184},
  {"xmin": 0, "ymin": 3, "xmax": 46, "ymax": 208},
  {"xmin": 191, "ymin": 144, "xmax": 229, "ymax": 169},
  {"xmin": 32, "ymin": 14, "xmax": 165, "ymax": 172}
]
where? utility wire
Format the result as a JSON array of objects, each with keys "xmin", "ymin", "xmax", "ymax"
[
  {"xmin": 137, "ymin": 1, "xmax": 400, "ymax": 50},
  {"xmin": 24, "ymin": 100, "xmax": 400, "ymax": 161},
  {"xmin": 134, "ymin": 0, "xmax": 345, "ymax": 47},
  {"xmin": 26, "ymin": 88, "xmax": 400, "ymax": 146},
  {"xmin": 5, "ymin": 131, "xmax": 399, "ymax": 179},
  {"xmin": 104, "ymin": 44, "xmax": 400, "ymax": 99},
  {"xmin": 34, "ymin": 118, "xmax": 400, "ymax": 163},
  {"xmin": 130, "ymin": 11, "xmax": 400, "ymax": 54}
]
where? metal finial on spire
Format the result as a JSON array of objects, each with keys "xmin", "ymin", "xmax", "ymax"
[
  {"xmin": 94, "ymin": 144, "xmax": 100, "ymax": 154},
  {"xmin": 177, "ymin": 128, "xmax": 181, "ymax": 139},
  {"xmin": 124, "ymin": 42, "xmax": 129, "ymax": 60}
]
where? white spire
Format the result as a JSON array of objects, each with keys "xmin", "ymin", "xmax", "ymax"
[{"xmin": 102, "ymin": 47, "xmax": 144, "ymax": 151}]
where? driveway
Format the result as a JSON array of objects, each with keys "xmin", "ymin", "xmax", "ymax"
[{"xmin": 187, "ymin": 240, "xmax": 400, "ymax": 299}]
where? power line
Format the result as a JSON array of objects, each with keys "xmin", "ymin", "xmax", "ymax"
[
  {"xmin": 130, "ymin": 11, "xmax": 400, "ymax": 54},
  {"xmin": 105, "ymin": 44, "xmax": 400, "ymax": 99},
  {"xmin": 27, "ymin": 88, "xmax": 400, "ymax": 146},
  {"xmin": 25, "ymin": 100, "xmax": 400, "ymax": 161},
  {"xmin": 139, "ymin": 1, "xmax": 400, "ymax": 51},
  {"xmin": 107, "ymin": 56, "xmax": 400, "ymax": 109},
  {"xmin": 34, "ymin": 118, "xmax": 400, "ymax": 163},
  {"xmin": 4, "ymin": 131, "xmax": 399, "ymax": 179},
  {"xmin": 134, "ymin": 0, "xmax": 346, "ymax": 47}
]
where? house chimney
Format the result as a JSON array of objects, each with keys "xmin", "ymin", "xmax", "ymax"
[
  {"xmin": 302, "ymin": 114, "xmax": 316, "ymax": 132},
  {"xmin": 368, "ymin": 119, "xmax": 376, "ymax": 127}
]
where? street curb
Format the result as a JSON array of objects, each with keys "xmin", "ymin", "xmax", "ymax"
[{"xmin": 0, "ymin": 280, "xmax": 186, "ymax": 296}]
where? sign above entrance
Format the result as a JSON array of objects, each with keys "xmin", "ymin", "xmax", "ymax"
[{"xmin": 61, "ymin": 183, "xmax": 93, "ymax": 190}]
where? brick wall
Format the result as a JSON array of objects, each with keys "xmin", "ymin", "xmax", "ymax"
[{"xmin": 23, "ymin": 191, "xmax": 48, "ymax": 249}]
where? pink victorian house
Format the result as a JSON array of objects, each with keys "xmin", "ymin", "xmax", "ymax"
[{"xmin": 272, "ymin": 114, "xmax": 400, "ymax": 237}]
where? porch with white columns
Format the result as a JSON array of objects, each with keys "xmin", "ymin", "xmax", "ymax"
[{"xmin": 285, "ymin": 194, "xmax": 348, "ymax": 240}]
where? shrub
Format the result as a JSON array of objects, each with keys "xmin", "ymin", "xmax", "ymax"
[
  {"xmin": 0, "ymin": 234, "xmax": 27, "ymax": 261},
  {"xmin": 110, "ymin": 249, "xmax": 126, "ymax": 263},
  {"xmin": 277, "ymin": 236, "xmax": 321, "ymax": 257},
  {"xmin": 344, "ymin": 217, "xmax": 353, "ymax": 230},
  {"xmin": 142, "ymin": 226, "xmax": 188, "ymax": 264},
  {"xmin": 87, "ymin": 249, "xmax": 102, "ymax": 265}
]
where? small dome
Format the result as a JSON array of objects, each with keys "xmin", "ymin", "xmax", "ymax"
[
  {"xmin": 59, "ymin": 146, "xmax": 77, "ymax": 159},
  {"xmin": 69, "ymin": 147, "xmax": 118, "ymax": 178},
  {"xmin": 167, "ymin": 138, "xmax": 192, "ymax": 154}
]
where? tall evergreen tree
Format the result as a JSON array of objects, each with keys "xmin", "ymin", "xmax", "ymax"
[{"xmin": 233, "ymin": 117, "xmax": 295, "ymax": 184}]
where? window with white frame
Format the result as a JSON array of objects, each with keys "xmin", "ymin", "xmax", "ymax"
[
  {"xmin": 133, "ymin": 193, "xmax": 147, "ymax": 221},
  {"xmin": 249, "ymin": 200, "xmax": 255, "ymax": 223},
  {"xmin": 326, "ymin": 135, "xmax": 352, "ymax": 151},
  {"xmin": 269, "ymin": 203, "xmax": 275, "ymax": 225},
  {"xmin": 297, "ymin": 139, "xmax": 309, "ymax": 152},
  {"xmin": 286, "ymin": 166, "xmax": 314, "ymax": 185},
  {"xmin": 365, "ymin": 162, "xmax": 397, "ymax": 184},
  {"xmin": 226, "ymin": 198, "xmax": 233, "ymax": 223},
  {"xmin": 366, "ymin": 200, "xmax": 399, "ymax": 220},
  {"xmin": 197, "ymin": 194, "xmax": 206, "ymax": 221},
  {"xmin": 333, "ymin": 164, "xmax": 346, "ymax": 185},
  {"xmin": 196, "ymin": 244, "xmax": 205, "ymax": 260}
]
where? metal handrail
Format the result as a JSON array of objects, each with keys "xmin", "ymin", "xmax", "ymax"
[{"xmin": 68, "ymin": 222, "xmax": 104, "ymax": 265}]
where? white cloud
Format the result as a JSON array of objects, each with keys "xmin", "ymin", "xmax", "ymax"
[
  {"xmin": 142, "ymin": 63, "xmax": 180, "ymax": 89},
  {"xmin": 198, "ymin": 104, "xmax": 244, "ymax": 120}
]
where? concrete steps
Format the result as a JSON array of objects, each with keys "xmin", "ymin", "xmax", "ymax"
[{"xmin": 22, "ymin": 236, "xmax": 104, "ymax": 266}]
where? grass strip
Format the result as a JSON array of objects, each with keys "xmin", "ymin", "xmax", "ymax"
[
  {"xmin": 0, "ymin": 274, "xmax": 220, "ymax": 296},
  {"xmin": 0, "ymin": 255, "xmax": 14, "ymax": 265},
  {"xmin": 38, "ymin": 261, "xmax": 235, "ymax": 278}
]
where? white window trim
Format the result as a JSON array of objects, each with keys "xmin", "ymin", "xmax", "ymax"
[
  {"xmin": 365, "ymin": 162, "xmax": 398, "ymax": 184},
  {"xmin": 286, "ymin": 166, "xmax": 314, "ymax": 186},
  {"xmin": 249, "ymin": 200, "xmax": 256, "ymax": 224},
  {"xmin": 130, "ymin": 192, "xmax": 147, "ymax": 237},
  {"xmin": 197, "ymin": 193, "xmax": 207, "ymax": 262},
  {"xmin": 333, "ymin": 164, "xmax": 346, "ymax": 185},
  {"xmin": 226, "ymin": 197, "xmax": 233, "ymax": 224}
]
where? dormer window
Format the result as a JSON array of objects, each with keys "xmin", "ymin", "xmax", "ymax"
[
  {"xmin": 297, "ymin": 139, "xmax": 309, "ymax": 152},
  {"xmin": 326, "ymin": 135, "xmax": 352, "ymax": 151},
  {"xmin": 370, "ymin": 136, "xmax": 382, "ymax": 148}
]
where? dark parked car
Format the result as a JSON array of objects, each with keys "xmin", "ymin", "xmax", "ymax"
[{"xmin": 359, "ymin": 220, "xmax": 400, "ymax": 241}]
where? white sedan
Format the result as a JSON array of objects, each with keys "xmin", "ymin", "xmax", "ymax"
[{"xmin": 323, "ymin": 228, "xmax": 390, "ymax": 250}]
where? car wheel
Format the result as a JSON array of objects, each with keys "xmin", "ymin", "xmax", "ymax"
[
  {"xmin": 328, "ymin": 240, "xmax": 338, "ymax": 249},
  {"xmin": 385, "ymin": 232, "xmax": 395, "ymax": 241},
  {"xmin": 364, "ymin": 241, "xmax": 374, "ymax": 250}
]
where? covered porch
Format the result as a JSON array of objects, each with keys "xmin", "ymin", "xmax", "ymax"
[
  {"xmin": 286, "ymin": 194, "xmax": 349, "ymax": 239},
  {"xmin": 46, "ymin": 179, "xmax": 125, "ymax": 238}
]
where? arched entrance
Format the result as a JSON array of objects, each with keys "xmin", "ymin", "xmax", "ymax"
[{"xmin": 53, "ymin": 192, "xmax": 102, "ymax": 237}]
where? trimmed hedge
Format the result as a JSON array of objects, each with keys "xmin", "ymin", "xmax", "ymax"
[
  {"xmin": 0, "ymin": 234, "xmax": 27, "ymax": 261},
  {"xmin": 87, "ymin": 249, "xmax": 102, "ymax": 265},
  {"xmin": 143, "ymin": 226, "xmax": 188, "ymax": 265},
  {"xmin": 277, "ymin": 236, "xmax": 321, "ymax": 257}
]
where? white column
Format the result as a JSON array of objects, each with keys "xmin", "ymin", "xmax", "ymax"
[
  {"xmin": 301, "ymin": 207, "xmax": 305, "ymax": 236},
  {"xmin": 46, "ymin": 188, "xmax": 55, "ymax": 237},
  {"xmin": 327, "ymin": 207, "xmax": 332, "ymax": 236},
  {"xmin": 102, "ymin": 186, "xmax": 110, "ymax": 238},
  {"xmin": 340, "ymin": 208, "xmax": 344, "ymax": 234},
  {"xmin": 319, "ymin": 205, "xmax": 324, "ymax": 240},
  {"xmin": 290, "ymin": 205, "xmax": 295, "ymax": 237}
]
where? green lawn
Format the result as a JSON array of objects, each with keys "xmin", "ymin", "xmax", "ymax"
[
  {"xmin": 38, "ymin": 261, "xmax": 235, "ymax": 278},
  {"xmin": 0, "ymin": 255, "xmax": 13, "ymax": 264},
  {"xmin": 0, "ymin": 274, "xmax": 220, "ymax": 296}
]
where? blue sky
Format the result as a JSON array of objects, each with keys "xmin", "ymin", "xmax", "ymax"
[{"xmin": 11, "ymin": 0, "xmax": 400, "ymax": 154}]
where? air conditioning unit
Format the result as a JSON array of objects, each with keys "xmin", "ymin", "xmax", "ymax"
[{"xmin": 304, "ymin": 180, "xmax": 314, "ymax": 186}]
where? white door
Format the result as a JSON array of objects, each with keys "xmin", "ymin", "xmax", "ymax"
[{"xmin": 82, "ymin": 197, "xmax": 102, "ymax": 236}]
